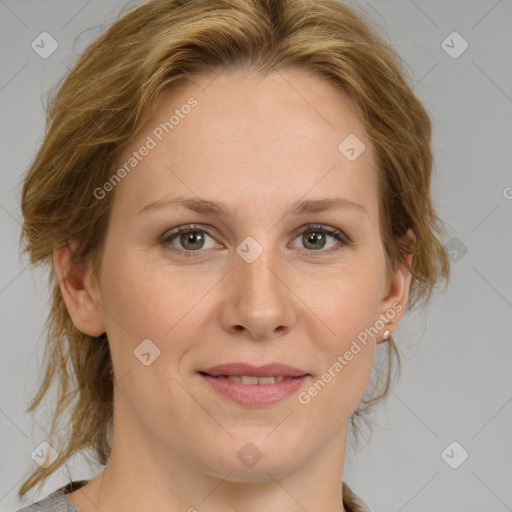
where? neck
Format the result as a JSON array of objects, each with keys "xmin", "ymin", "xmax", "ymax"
[{"xmin": 70, "ymin": 395, "xmax": 351, "ymax": 512}]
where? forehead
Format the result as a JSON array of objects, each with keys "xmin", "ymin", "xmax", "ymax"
[{"xmin": 109, "ymin": 68, "xmax": 378, "ymax": 222}]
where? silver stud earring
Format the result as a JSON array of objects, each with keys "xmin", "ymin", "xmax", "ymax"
[{"xmin": 382, "ymin": 329, "xmax": 391, "ymax": 341}]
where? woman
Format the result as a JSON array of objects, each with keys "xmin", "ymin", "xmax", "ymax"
[{"xmin": 16, "ymin": 0, "xmax": 450, "ymax": 510}]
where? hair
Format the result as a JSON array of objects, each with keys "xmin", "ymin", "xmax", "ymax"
[{"xmin": 18, "ymin": 0, "xmax": 450, "ymax": 500}]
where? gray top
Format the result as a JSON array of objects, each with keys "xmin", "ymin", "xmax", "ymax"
[
  {"xmin": 15, "ymin": 480, "xmax": 87, "ymax": 512},
  {"xmin": 15, "ymin": 479, "xmax": 371, "ymax": 511}
]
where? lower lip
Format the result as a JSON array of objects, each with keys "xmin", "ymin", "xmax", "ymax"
[{"xmin": 199, "ymin": 374, "xmax": 309, "ymax": 407}]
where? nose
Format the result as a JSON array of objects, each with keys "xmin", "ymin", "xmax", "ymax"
[{"xmin": 218, "ymin": 239, "xmax": 295, "ymax": 340}]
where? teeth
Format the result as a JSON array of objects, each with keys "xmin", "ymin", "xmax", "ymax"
[
  {"xmin": 226, "ymin": 375, "xmax": 288, "ymax": 384},
  {"xmin": 241, "ymin": 375, "xmax": 259, "ymax": 385},
  {"xmin": 258, "ymin": 376, "xmax": 277, "ymax": 384}
]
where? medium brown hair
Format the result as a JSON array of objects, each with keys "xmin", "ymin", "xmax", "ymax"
[{"xmin": 18, "ymin": 0, "xmax": 450, "ymax": 499}]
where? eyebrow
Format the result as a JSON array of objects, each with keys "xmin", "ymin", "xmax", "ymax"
[{"xmin": 138, "ymin": 195, "xmax": 367, "ymax": 217}]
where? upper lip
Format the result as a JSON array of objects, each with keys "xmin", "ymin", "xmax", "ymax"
[{"xmin": 199, "ymin": 363, "xmax": 309, "ymax": 378}]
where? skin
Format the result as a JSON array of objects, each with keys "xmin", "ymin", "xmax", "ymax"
[{"xmin": 56, "ymin": 67, "xmax": 414, "ymax": 512}]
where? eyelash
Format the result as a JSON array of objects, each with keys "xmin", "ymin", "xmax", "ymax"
[{"xmin": 160, "ymin": 223, "xmax": 352, "ymax": 258}]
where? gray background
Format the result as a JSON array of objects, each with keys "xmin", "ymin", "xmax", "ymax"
[{"xmin": 1, "ymin": 0, "xmax": 511, "ymax": 511}]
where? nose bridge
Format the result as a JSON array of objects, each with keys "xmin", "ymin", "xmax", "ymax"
[
  {"xmin": 235, "ymin": 233, "xmax": 283, "ymax": 298},
  {"xmin": 227, "ymin": 232, "xmax": 293, "ymax": 336}
]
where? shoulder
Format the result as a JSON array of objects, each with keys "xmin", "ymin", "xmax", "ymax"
[
  {"xmin": 14, "ymin": 489, "xmax": 77, "ymax": 512},
  {"xmin": 15, "ymin": 480, "xmax": 88, "ymax": 512}
]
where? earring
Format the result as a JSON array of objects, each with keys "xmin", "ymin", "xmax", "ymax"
[{"xmin": 382, "ymin": 329, "xmax": 390, "ymax": 341}]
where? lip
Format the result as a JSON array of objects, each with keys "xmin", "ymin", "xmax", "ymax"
[
  {"xmin": 200, "ymin": 362, "xmax": 308, "ymax": 378},
  {"xmin": 198, "ymin": 363, "xmax": 310, "ymax": 407},
  {"xmin": 200, "ymin": 374, "xmax": 309, "ymax": 407}
]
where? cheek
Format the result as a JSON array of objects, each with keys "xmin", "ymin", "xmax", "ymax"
[
  {"xmin": 302, "ymin": 264, "xmax": 383, "ymax": 407},
  {"xmin": 300, "ymin": 288, "xmax": 379, "ymax": 420},
  {"xmin": 311, "ymin": 259, "xmax": 384, "ymax": 341},
  {"xmin": 97, "ymin": 247, "xmax": 213, "ymax": 367}
]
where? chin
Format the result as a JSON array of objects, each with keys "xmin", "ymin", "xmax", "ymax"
[{"xmin": 198, "ymin": 433, "xmax": 308, "ymax": 481}]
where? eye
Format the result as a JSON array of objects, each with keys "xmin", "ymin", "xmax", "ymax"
[
  {"xmin": 160, "ymin": 224, "xmax": 217, "ymax": 256},
  {"xmin": 290, "ymin": 224, "xmax": 350, "ymax": 254}
]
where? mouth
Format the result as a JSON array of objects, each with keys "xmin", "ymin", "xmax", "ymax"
[{"xmin": 197, "ymin": 363, "xmax": 310, "ymax": 407}]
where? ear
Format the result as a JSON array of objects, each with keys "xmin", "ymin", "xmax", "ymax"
[
  {"xmin": 377, "ymin": 228, "xmax": 416, "ymax": 344},
  {"xmin": 53, "ymin": 240, "xmax": 106, "ymax": 337}
]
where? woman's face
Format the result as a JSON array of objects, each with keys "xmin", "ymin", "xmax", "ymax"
[{"xmin": 65, "ymin": 68, "xmax": 412, "ymax": 481}]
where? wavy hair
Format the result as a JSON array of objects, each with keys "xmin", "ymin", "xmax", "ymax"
[{"xmin": 18, "ymin": 0, "xmax": 450, "ymax": 499}]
